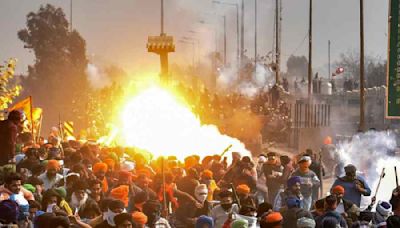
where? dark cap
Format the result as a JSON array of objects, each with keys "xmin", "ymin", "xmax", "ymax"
[
  {"xmin": 109, "ymin": 199, "xmax": 125, "ymax": 210},
  {"xmin": 344, "ymin": 164, "xmax": 357, "ymax": 173}
]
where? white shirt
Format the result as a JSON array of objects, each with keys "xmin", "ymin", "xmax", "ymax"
[
  {"xmin": 38, "ymin": 172, "xmax": 63, "ymax": 190},
  {"xmin": 144, "ymin": 217, "xmax": 171, "ymax": 228},
  {"xmin": 336, "ymin": 200, "xmax": 345, "ymax": 214},
  {"xmin": 211, "ymin": 204, "xmax": 239, "ymax": 228}
]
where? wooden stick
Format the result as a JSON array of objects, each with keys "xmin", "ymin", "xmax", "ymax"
[
  {"xmin": 220, "ymin": 144, "xmax": 233, "ymax": 158},
  {"xmin": 395, "ymin": 166, "xmax": 399, "ymax": 189},
  {"xmin": 374, "ymin": 168, "xmax": 385, "ymax": 198}
]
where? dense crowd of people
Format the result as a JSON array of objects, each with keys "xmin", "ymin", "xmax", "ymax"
[{"xmin": 0, "ymin": 110, "xmax": 400, "ymax": 228}]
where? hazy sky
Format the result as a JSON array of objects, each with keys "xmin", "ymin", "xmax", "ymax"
[{"xmin": 0, "ymin": 0, "xmax": 389, "ymax": 78}]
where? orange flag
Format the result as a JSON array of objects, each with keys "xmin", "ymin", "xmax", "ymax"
[{"xmin": 8, "ymin": 96, "xmax": 31, "ymax": 113}]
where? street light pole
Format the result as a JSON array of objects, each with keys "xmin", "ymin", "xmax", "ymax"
[
  {"xmin": 241, "ymin": 0, "xmax": 244, "ymax": 66},
  {"xmin": 255, "ymin": 0, "xmax": 257, "ymax": 70},
  {"xmin": 236, "ymin": 4, "xmax": 239, "ymax": 64},
  {"xmin": 359, "ymin": 0, "xmax": 365, "ymax": 131},
  {"xmin": 224, "ymin": 15, "xmax": 227, "ymax": 66},
  {"xmin": 328, "ymin": 40, "xmax": 331, "ymax": 80},
  {"xmin": 183, "ymin": 36, "xmax": 200, "ymax": 65},
  {"xmin": 70, "ymin": 0, "xmax": 73, "ymax": 31},
  {"xmin": 275, "ymin": 0, "xmax": 280, "ymax": 84},
  {"xmin": 179, "ymin": 40, "xmax": 195, "ymax": 68},
  {"xmin": 161, "ymin": 0, "xmax": 164, "ymax": 34},
  {"xmin": 308, "ymin": 0, "xmax": 313, "ymax": 96},
  {"xmin": 212, "ymin": 1, "xmax": 239, "ymax": 64}
]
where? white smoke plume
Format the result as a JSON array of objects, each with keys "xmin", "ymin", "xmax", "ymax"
[
  {"xmin": 217, "ymin": 63, "xmax": 275, "ymax": 97},
  {"xmin": 86, "ymin": 63, "xmax": 111, "ymax": 89},
  {"xmin": 334, "ymin": 131, "xmax": 399, "ymax": 204}
]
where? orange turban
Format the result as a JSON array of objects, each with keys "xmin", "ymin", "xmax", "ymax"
[
  {"xmin": 202, "ymin": 170, "xmax": 213, "ymax": 179},
  {"xmin": 236, "ymin": 184, "xmax": 250, "ymax": 195},
  {"xmin": 324, "ymin": 136, "xmax": 332, "ymax": 145},
  {"xmin": 47, "ymin": 160, "xmax": 60, "ymax": 171},
  {"xmin": 332, "ymin": 185, "xmax": 345, "ymax": 194},
  {"xmin": 184, "ymin": 156, "xmax": 197, "ymax": 169},
  {"xmin": 110, "ymin": 185, "xmax": 129, "ymax": 207},
  {"xmin": 104, "ymin": 158, "xmax": 116, "ymax": 171},
  {"xmin": 132, "ymin": 212, "xmax": 148, "ymax": 225},
  {"xmin": 93, "ymin": 162, "xmax": 108, "ymax": 174},
  {"xmin": 265, "ymin": 212, "xmax": 283, "ymax": 224}
]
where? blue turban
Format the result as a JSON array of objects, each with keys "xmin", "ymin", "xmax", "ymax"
[
  {"xmin": 196, "ymin": 215, "xmax": 214, "ymax": 228},
  {"xmin": 287, "ymin": 176, "xmax": 301, "ymax": 188},
  {"xmin": 0, "ymin": 200, "xmax": 19, "ymax": 223}
]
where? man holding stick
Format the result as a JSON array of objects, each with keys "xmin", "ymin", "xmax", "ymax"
[{"xmin": 331, "ymin": 164, "xmax": 371, "ymax": 207}]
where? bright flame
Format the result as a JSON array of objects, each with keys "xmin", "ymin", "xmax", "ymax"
[{"xmin": 120, "ymin": 87, "xmax": 250, "ymax": 160}]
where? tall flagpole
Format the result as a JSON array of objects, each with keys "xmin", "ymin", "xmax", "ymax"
[{"xmin": 70, "ymin": 0, "xmax": 73, "ymax": 31}]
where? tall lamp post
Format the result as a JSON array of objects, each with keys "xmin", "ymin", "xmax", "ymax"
[
  {"xmin": 179, "ymin": 40, "xmax": 196, "ymax": 68},
  {"xmin": 241, "ymin": 0, "xmax": 245, "ymax": 66},
  {"xmin": 308, "ymin": 0, "xmax": 313, "ymax": 96},
  {"xmin": 182, "ymin": 36, "xmax": 200, "ymax": 65},
  {"xmin": 254, "ymin": 0, "xmax": 258, "ymax": 75},
  {"xmin": 213, "ymin": 0, "xmax": 240, "ymax": 64},
  {"xmin": 147, "ymin": 0, "xmax": 175, "ymax": 84},
  {"xmin": 359, "ymin": 0, "xmax": 365, "ymax": 131}
]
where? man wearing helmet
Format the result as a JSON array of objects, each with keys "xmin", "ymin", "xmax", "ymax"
[{"xmin": 0, "ymin": 110, "xmax": 24, "ymax": 166}]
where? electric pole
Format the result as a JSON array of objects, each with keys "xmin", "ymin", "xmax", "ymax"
[
  {"xmin": 241, "ymin": 0, "xmax": 245, "ymax": 66},
  {"xmin": 255, "ymin": 0, "xmax": 257, "ymax": 70},
  {"xmin": 359, "ymin": 0, "xmax": 366, "ymax": 131},
  {"xmin": 308, "ymin": 0, "xmax": 313, "ymax": 96},
  {"xmin": 161, "ymin": 0, "xmax": 164, "ymax": 34},
  {"xmin": 275, "ymin": 0, "xmax": 280, "ymax": 84},
  {"xmin": 70, "ymin": 0, "xmax": 73, "ymax": 31},
  {"xmin": 328, "ymin": 40, "xmax": 331, "ymax": 80},
  {"xmin": 224, "ymin": 15, "xmax": 227, "ymax": 66}
]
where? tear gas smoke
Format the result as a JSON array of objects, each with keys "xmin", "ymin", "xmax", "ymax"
[
  {"xmin": 217, "ymin": 63, "xmax": 275, "ymax": 97},
  {"xmin": 334, "ymin": 130, "xmax": 399, "ymax": 204},
  {"xmin": 86, "ymin": 63, "xmax": 111, "ymax": 89}
]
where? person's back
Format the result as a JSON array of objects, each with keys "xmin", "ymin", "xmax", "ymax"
[
  {"xmin": 0, "ymin": 119, "xmax": 18, "ymax": 166},
  {"xmin": 316, "ymin": 195, "xmax": 347, "ymax": 228},
  {"xmin": 387, "ymin": 191, "xmax": 400, "ymax": 228},
  {"xmin": 282, "ymin": 207, "xmax": 306, "ymax": 228}
]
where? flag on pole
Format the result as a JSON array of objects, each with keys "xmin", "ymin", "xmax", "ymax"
[
  {"xmin": 8, "ymin": 96, "xmax": 31, "ymax": 113},
  {"xmin": 8, "ymin": 96, "xmax": 38, "ymax": 140}
]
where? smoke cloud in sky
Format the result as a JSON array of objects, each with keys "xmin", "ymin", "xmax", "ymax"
[
  {"xmin": 334, "ymin": 131, "xmax": 399, "ymax": 205},
  {"xmin": 86, "ymin": 63, "xmax": 111, "ymax": 89}
]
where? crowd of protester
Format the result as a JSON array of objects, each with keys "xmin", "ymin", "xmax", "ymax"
[{"xmin": 0, "ymin": 110, "xmax": 400, "ymax": 228}]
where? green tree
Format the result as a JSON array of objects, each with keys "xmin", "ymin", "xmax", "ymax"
[
  {"xmin": 18, "ymin": 4, "xmax": 89, "ymax": 129},
  {"xmin": 0, "ymin": 58, "xmax": 22, "ymax": 118},
  {"xmin": 286, "ymin": 55, "xmax": 308, "ymax": 80},
  {"xmin": 334, "ymin": 50, "xmax": 386, "ymax": 87}
]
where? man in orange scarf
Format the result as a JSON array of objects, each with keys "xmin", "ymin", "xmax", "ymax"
[{"xmin": 93, "ymin": 162, "xmax": 110, "ymax": 193}]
